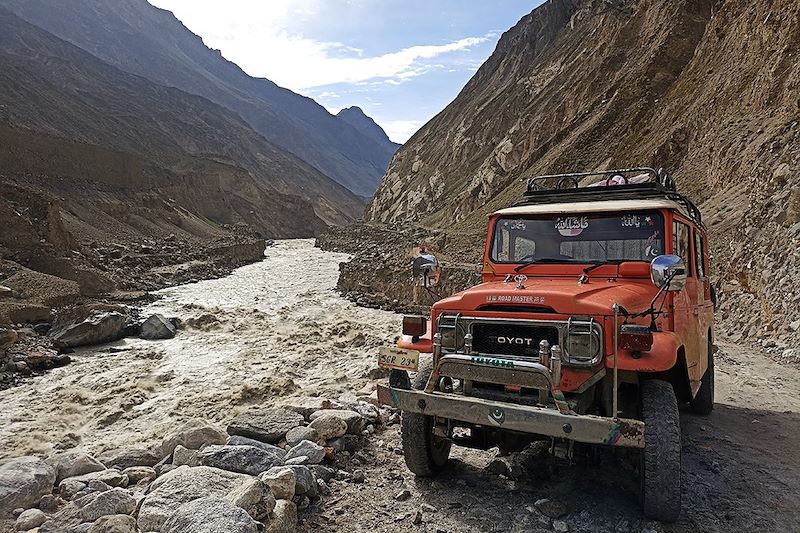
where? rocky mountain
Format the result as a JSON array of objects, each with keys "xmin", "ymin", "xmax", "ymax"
[
  {"xmin": 358, "ymin": 0, "xmax": 799, "ymax": 341},
  {"xmin": 0, "ymin": 8, "xmax": 367, "ymax": 301},
  {"xmin": 337, "ymin": 107, "xmax": 401, "ymax": 152},
  {"xmin": 0, "ymin": 0, "xmax": 400, "ymax": 198}
]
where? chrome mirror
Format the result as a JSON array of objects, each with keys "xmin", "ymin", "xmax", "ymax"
[
  {"xmin": 412, "ymin": 253, "xmax": 440, "ymax": 287},
  {"xmin": 650, "ymin": 255, "xmax": 687, "ymax": 292}
]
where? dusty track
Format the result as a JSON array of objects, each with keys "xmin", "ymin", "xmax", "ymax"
[{"xmin": 0, "ymin": 241, "xmax": 797, "ymax": 531}]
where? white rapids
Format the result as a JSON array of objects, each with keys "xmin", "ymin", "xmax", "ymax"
[{"xmin": 0, "ymin": 240, "xmax": 400, "ymax": 459}]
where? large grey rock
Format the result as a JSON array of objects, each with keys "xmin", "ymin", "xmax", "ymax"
[
  {"xmin": 98, "ymin": 447, "xmax": 161, "ymax": 470},
  {"xmin": 139, "ymin": 314, "xmax": 176, "ymax": 340},
  {"xmin": 161, "ymin": 497, "xmax": 260, "ymax": 533},
  {"xmin": 14, "ymin": 508, "xmax": 47, "ymax": 530},
  {"xmin": 121, "ymin": 466, "xmax": 156, "ymax": 485},
  {"xmin": 87, "ymin": 514, "xmax": 138, "ymax": 533},
  {"xmin": 225, "ymin": 477, "xmax": 275, "ymax": 520},
  {"xmin": 259, "ymin": 469, "xmax": 295, "ymax": 500},
  {"xmin": 264, "ymin": 466, "xmax": 315, "ymax": 497},
  {"xmin": 285, "ymin": 426, "xmax": 319, "ymax": 447},
  {"xmin": 284, "ymin": 441, "xmax": 325, "ymax": 465},
  {"xmin": 307, "ymin": 415, "xmax": 347, "ymax": 441},
  {"xmin": 171, "ymin": 445, "xmax": 199, "ymax": 468},
  {"xmin": 47, "ymin": 451, "xmax": 106, "ymax": 484},
  {"xmin": 197, "ymin": 445, "xmax": 282, "ymax": 476},
  {"xmin": 225, "ymin": 436, "xmax": 288, "ymax": 459},
  {"xmin": 162, "ymin": 419, "xmax": 227, "ymax": 456},
  {"xmin": 266, "ymin": 500, "xmax": 297, "ymax": 533},
  {"xmin": 76, "ymin": 488, "xmax": 136, "ymax": 522},
  {"xmin": 227, "ymin": 408, "xmax": 304, "ymax": 443},
  {"xmin": 281, "ymin": 397, "xmax": 342, "ymax": 420},
  {"xmin": 51, "ymin": 312, "xmax": 127, "ymax": 349},
  {"xmin": 137, "ymin": 466, "xmax": 263, "ymax": 531},
  {"xmin": 309, "ymin": 409, "xmax": 365, "ymax": 434},
  {"xmin": 59, "ymin": 469, "xmax": 128, "ymax": 493},
  {"xmin": 0, "ymin": 456, "xmax": 56, "ymax": 516}
]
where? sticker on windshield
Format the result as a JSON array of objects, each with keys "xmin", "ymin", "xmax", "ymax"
[
  {"xmin": 509, "ymin": 220, "xmax": 527, "ymax": 231},
  {"xmin": 621, "ymin": 214, "xmax": 656, "ymax": 228},
  {"xmin": 555, "ymin": 216, "xmax": 588, "ymax": 237}
]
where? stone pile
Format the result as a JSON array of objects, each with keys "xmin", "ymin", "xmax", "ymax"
[{"xmin": 0, "ymin": 395, "xmax": 389, "ymax": 532}]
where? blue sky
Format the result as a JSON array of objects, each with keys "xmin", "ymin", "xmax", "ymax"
[{"xmin": 147, "ymin": 1, "xmax": 542, "ymax": 142}]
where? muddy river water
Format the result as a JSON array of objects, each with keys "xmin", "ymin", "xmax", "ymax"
[{"xmin": 0, "ymin": 240, "xmax": 400, "ymax": 459}]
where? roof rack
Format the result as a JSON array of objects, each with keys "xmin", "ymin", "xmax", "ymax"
[{"xmin": 517, "ymin": 167, "xmax": 703, "ymax": 227}]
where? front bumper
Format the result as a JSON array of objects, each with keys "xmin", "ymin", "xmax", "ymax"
[{"xmin": 378, "ymin": 385, "xmax": 644, "ymax": 448}]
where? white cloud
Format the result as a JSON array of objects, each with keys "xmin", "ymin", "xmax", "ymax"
[
  {"xmin": 148, "ymin": 0, "xmax": 488, "ymax": 91},
  {"xmin": 382, "ymin": 120, "xmax": 424, "ymax": 144}
]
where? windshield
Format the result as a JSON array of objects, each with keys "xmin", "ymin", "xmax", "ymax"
[{"xmin": 491, "ymin": 211, "xmax": 664, "ymax": 264}]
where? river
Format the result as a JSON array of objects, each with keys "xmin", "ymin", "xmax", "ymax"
[{"xmin": 0, "ymin": 240, "xmax": 400, "ymax": 460}]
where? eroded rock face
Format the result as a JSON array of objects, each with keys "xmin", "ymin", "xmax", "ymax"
[
  {"xmin": 51, "ymin": 312, "xmax": 128, "ymax": 348},
  {"xmin": 160, "ymin": 496, "xmax": 261, "ymax": 533},
  {"xmin": 137, "ymin": 466, "xmax": 263, "ymax": 531},
  {"xmin": 0, "ymin": 456, "xmax": 56, "ymax": 516},
  {"xmin": 226, "ymin": 408, "xmax": 304, "ymax": 444}
]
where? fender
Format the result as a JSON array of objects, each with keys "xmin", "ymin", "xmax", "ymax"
[
  {"xmin": 397, "ymin": 322, "xmax": 433, "ymax": 353},
  {"xmin": 606, "ymin": 331, "xmax": 681, "ymax": 372}
]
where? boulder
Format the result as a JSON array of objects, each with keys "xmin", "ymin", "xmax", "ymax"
[
  {"xmin": 162, "ymin": 419, "xmax": 227, "ymax": 456},
  {"xmin": 308, "ymin": 415, "xmax": 347, "ymax": 441},
  {"xmin": 225, "ymin": 477, "xmax": 275, "ymax": 520},
  {"xmin": 51, "ymin": 312, "xmax": 127, "ymax": 349},
  {"xmin": 98, "ymin": 447, "xmax": 161, "ymax": 470},
  {"xmin": 137, "ymin": 466, "xmax": 263, "ymax": 531},
  {"xmin": 121, "ymin": 466, "xmax": 156, "ymax": 485},
  {"xmin": 285, "ymin": 426, "xmax": 319, "ymax": 447},
  {"xmin": 284, "ymin": 441, "xmax": 325, "ymax": 465},
  {"xmin": 172, "ymin": 445, "xmax": 199, "ymax": 468},
  {"xmin": 87, "ymin": 514, "xmax": 139, "ymax": 533},
  {"xmin": 75, "ymin": 488, "xmax": 136, "ymax": 522},
  {"xmin": 72, "ymin": 480, "xmax": 113, "ymax": 501},
  {"xmin": 47, "ymin": 451, "xmax": 106, "ymax": 484},
  {"xmin": 264, "ymin": 466, "xmax": 315, "ymax": 497},
  {"xmin": 139, "ymin": 314, "xmax": 176, "ymax": 340},
  {"xmin": 59, "ymin": 469, "xmax": 128, "ymax": 492},
  {"xmin": 160, "ymin": 497, "xmax": 260, "ymax": 533},
  {"xmin": 197, "ymin": 445, "xmax": 282, "ymax": 476},
  {"xmin": 0, "ymin": 456, "xmax": 56, "ymax": 516},
  {"xmin": 14, "ymin": 508, "xmax": 47, "ymax": 530},
  {"xmin": 0, "ymin": 328, "xmax": 18, "ymax": 351},
  {"xmin": 227, "ymin": 408, "xmax": 304, "ymax": 444},
  {"xmin": 266, "ymin": 500, "xmax": 297, "ymax": 533},
  {"xmin": 281, "ymin": 397, "xmax": 342, "ymax": 420},
  {"xmin": 259, "ymin": 469, "xmax": 295, "ymax": 500},
  {"xmin": 309, "ymin": 410, "xmax": 365, "ymax": 434},
  {"xmin": 225, "ymin": 436, "xmax": 287, "ymax": 459}
]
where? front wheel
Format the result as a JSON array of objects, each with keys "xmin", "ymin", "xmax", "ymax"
[
  {"xmin": 690, "ymin": 336, "xmax": 714, "ymax": 415},
  {"xmin": 401, "ymin": 359, "xmax": 451, "ymax": 476},
  {"xmin": 640, "ymin": 379, "xmax": 682, "ymax": 522}
]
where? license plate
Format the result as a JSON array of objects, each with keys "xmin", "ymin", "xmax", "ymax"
[{"xmin": 378, "ymin": 347, "xmax": 420, "ymax": 371}]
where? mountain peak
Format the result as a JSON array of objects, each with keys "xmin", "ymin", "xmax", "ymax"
[{"xmin": 337, "ymin": 106, "xmax": 400, "ymax": 148}]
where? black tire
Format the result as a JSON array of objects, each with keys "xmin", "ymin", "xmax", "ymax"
[
  {"xmin": 640, "ymin": 379, "xmax": 681, "ymax": 522},
  {"xmin": 690, "ymin": 336, "xmax": 714, "ymax": 415},
  {"xmin": 401, "ymin": 359, "xmax": 451, "ymax": 476}
]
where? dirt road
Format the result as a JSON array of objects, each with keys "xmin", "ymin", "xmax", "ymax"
[{"xmin": 0, "ymin": 240, "xmax": 797, "ymax": 531}]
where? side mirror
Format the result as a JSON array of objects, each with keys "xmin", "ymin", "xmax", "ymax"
[
  {"xmin": 651, "ymin": 255, "xmax": 687, "ymax": 292},
  {"xmin": 412, "ymin": 253, "xmax": 440, "ymax": 287}
]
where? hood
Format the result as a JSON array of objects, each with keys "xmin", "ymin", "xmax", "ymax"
[{"xmin": 434, "ymin": 277, "xmax": 659, "ymax": 316}]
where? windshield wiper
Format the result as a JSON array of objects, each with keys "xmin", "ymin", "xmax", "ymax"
[
  {"xmin": 582, "ymin": 259, "xmax": 625, "ymax": 275},
  {"xmin": 514, "ymin": 258, "xmax": 581, "ymax": 272}
]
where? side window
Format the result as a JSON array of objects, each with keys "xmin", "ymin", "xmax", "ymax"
[
  {"xmin": 694, "ymin": 231, "xmax": 706, "ymax": 278},
  {"xmin": 672, "ymin": 221, "xmax": 693, "ymax": 276}
]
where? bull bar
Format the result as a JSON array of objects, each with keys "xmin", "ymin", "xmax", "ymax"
[{"xmin": 377, "ymin": 385, "xmax": 644, "ymax": 448}]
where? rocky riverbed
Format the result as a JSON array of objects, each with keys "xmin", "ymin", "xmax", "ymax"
[{"xmin": 1, "ymin": 240, "xmax": 799, "ymax": 532}]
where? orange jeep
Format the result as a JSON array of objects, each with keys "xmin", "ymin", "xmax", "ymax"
[{"xmin": 377, "ymin": 168, "xmax": 714, "ymax": 522}]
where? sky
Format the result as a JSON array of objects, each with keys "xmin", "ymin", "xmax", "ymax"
[{"xmin": 146, "ymin": 0, "xmax": 542, "ymax": 143}]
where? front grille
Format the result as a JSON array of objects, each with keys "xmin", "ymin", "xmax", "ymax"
[{"xmin": 472, "ymin": 323, "xmax": 559, "ymax": 358}]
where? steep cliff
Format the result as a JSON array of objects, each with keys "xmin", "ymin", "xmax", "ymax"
[{"xmin": 359, "ymin": 0, "xmax": 799, "ymax": 341}]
